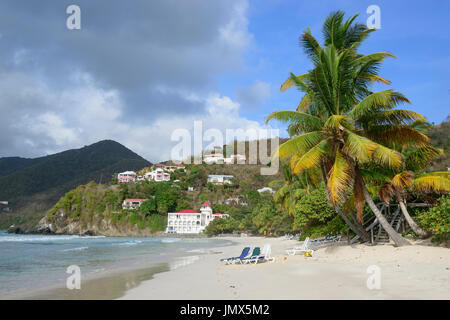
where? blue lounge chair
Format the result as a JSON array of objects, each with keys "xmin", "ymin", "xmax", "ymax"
[
  {"xmin": 221, "ymin": 247, "xmax": 250, "ymax": 265},
  {"xmin": 244, "ymin": 244, "xmax": 275, "ymax": 264},
  {"xmin": 238, "ymin": 247, "xmax": 261, "ymax": 264}
]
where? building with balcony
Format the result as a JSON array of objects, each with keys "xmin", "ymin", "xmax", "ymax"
[
  {"xmin": 118, "ymin": 171, "xmax": 137, "ymax": 183},
  {"xmin": 166, "ymin": 202, "xmax": 226, "ymax": 234},
  {"xmin": 145, "ymin": 168, "xmax": 170, "ymax": 182}
]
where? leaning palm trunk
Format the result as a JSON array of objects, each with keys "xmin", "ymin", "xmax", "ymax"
[
  {"xmin": 335, "ymin": 205, "xmax": 371, "ymax": 242},
  {"xmin": 320, "ymin": 163, "xmax": 371, "ymax": 242},
  {"xmin": 362, "ymin": 186, "xmax": 410, "ymax": 246},
  {"xmin": 398, "ymin": 199, "xmax": 430, "ymax": 239}
]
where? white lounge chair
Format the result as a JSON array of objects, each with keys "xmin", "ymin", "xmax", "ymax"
[{"xmin": 285, "ymin": 237, "xmax": 315, "ymax": 256}]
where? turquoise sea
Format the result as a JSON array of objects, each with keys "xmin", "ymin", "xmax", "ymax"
[{"xmin": 0, "ymin": 231, "xmax": 230, "ymax": 297}]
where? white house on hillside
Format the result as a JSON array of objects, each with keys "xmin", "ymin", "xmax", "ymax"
[
  {"xmin": 204, "ymin": 153, "xmax": 246, "ymax": 164},
  {"xmin": 145, "ymin": 168, "xmax": 170, "ymax": 182},
  {"xmin": 207, "ymin": 174, "xmax": 234, "ymax": 184},
  {"xmin": 122, "ymin": 198, "xmax": 148, "ymax": 209},
  {"xmin": 118, "ymin": 171, "xmax": 137, "ymax": 183},
  {"xmin": 224, "ymin": 154, "xmax": 246, "ymax": 164},
  {"xmin": 204, "ymin": 153, "xmax": 224, "ymax": 164},
  {"xmin": 166, "ymin": 202, "xmax": 227, "ymax": 234}
]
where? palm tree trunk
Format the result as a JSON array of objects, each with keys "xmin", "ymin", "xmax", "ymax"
[
  {"xmin": 398, "ymin": 199, "xmax": 430, "ymax": 239},
  {"xmin": 362, "ymin": 186, "xmax": 410, "ymax": 246},
  {"xmin": 335, "ymin": 205, "xmax": 371, "ymax": 243}
]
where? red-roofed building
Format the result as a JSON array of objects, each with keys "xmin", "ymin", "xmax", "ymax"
[{"xmin": 166, "ymin": 202, "xmax": 225, "ymax": 234}]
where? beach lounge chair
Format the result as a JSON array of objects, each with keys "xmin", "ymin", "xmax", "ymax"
[
  {"xmin": 238, "ymin": 247, "xmax": 261, "ymax": 264},
  {"xmin": 220, "ymin": 247, "xmax": 250, "ymax": 265},
  {"xmin": 245, "ymin": 244, "xmax": 275, "ymax": 264},
  {"xmin": 285, "ymin": 237, "xmax": 315, "ymax": 256}
]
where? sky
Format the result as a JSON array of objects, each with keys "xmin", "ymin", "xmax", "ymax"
[{"xmin": 0, "ymin": 0, "xmax": 448, "ymax": 162}]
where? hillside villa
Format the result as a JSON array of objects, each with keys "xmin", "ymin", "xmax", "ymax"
[
  {"xmin": 203, "ymin": 153, "xmax": 246, "ymax": 164},
  {"xmin": 154, "ymin": 163, "xmax": 185, "ymax": 172},
  {"xmin": 122, "ymin": 198, "xmax": 148, "ymax": 210},
  {"xmin": 166, "ymin": 202, "xmax": 227, "ymax": 234},
  {"xmin": 207, "ymin": 174, "xmax": 234, "ymax": 184},
  {"xmin": 118, "ymin": 171, "xmax": 137, "ymax": 183},
  {"xmin": 118, "ymin": 168, "xmax": 170, "ymax": 183},
  {"xmin": 145, "ymin": 168, "xmax": 170, "ymax": 182}
]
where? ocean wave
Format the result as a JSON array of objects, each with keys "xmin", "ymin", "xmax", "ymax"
[
  {"xmin": 62, "ymin": 246, "xmax": 89, "ymax": 252},
  {"xmin": 0, "ymin": 235, "xmax": 105, "ymax": 242},
  {"xmin": 160, "ymin": 238, "xmax": 181, "ymax": 243},
  {"xmin": 113, "ymin": 240, "xmax": 143, "ymax": 246}
]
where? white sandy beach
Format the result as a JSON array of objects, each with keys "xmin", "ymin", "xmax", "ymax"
[{"xmin": 119, "ymin": 236, "xmax": 450, "ymax": 300}]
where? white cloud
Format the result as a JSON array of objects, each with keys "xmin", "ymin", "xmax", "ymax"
[{"xmin": 0, "ymin": 0, "xmax": 266, "ymax": 162}]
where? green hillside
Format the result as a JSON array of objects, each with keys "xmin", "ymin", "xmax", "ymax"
[
  {"xmin": 0, "ymin": 140, "xmax": 151, "ymax": 229},
  {"xmin": 427, "ymin": 116, "xmax": 450, "ymax": 171}
]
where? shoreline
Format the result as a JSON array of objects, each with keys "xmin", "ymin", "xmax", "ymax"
[
  {"xmin": 0, "ymin": 237, "xmax": 235, "ymax": 300},
  {"xmin": 1, "ymin": 236, "xmax": 449, "ymax": 300}
]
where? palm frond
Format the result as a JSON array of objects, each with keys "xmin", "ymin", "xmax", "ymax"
[
  {"xmin": 324, "ymin": 115, "xmax": 354, "ymax": 131},
  {"xmin": 268, "ymin": 180, "xmax": 285, "ymax": 189},
  {"xmin": 367, "ymin": 125, "xmax": 430, "ymax": 148},
  {"xmin": 372, "ymin": 144, "xmax": 403, "ymax": 169},
  {"xmin": 274, "ymin": 131, "xmax": 324, "ymax": 161},
  {"xmin": 350, "ymin": 90, "xmax": 411, "ymax": 119},
  {"xmin": 378, "ymin": 184, "xmax": 395, "ymax": 204},
  {"xmin": 297, "ymin": 94, "xmax": 311, "ymax": 112},
  {"xmin": 265, "ymin": 110, "xmax": 322, "ymax": 128},
  {"xmin": 292, "ymin": 139, "xmax": 330, "ymax": 174},
  {"xmin": 411, "ymin": 172, "xmax": 450, "ymax": 193},
  {"xmin": 391, "ymin": 171, "xmax": 414, "ymax": 190},
  {"xmin": 405, "ymin": 145, "xmax": 444, "ymax": 172},
  {"xmin": 343, "ymin": 130, "xmax": 378, "ymax": 163},
  {"xmin": 280, "ymin": 73, "xmax": 309, "ymax": 92},
  {"xmin": 373, "ymin": 110, "xmax": 426, "ymax": 126},
  {"xmin": 327, "ymin": 150, "xmax": 353, "ymax": 205}
]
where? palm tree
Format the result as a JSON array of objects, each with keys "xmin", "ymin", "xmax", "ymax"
[
  {"xmin": 267, "ymin": 11, "xmax": 430, "ymax": 246},
  {"xmin": 375, "ymin": 144, "xmax": 450, "ymax": 238},
  {"xmin": 270, "ymin": 163, "xmax": 321, "ymax": 217}
]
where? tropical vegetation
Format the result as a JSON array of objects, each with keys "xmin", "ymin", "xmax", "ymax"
[{"xmin": 266, "ymin": 11, "xmax": 450, "ymax": 246}]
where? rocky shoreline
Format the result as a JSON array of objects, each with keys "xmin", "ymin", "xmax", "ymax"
[{"xmin": 5, "ymin": 209, "xmax": 213, "ymax": 238}]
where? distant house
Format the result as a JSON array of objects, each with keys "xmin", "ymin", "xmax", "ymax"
[
  {"xmin": 224, "ymin": 154, "xmax": 246, "ymax": 164},
  {"xmin": 122, "ymin": 198, "xmax": 148, "ymax": 210},
  {"xmin": 145, "ymin": 168, "xmax": 170, "ymax": 182},
  {"xmin": 0, "ymin": 201, "xmax": 10, "ymax": 212},
  {"xmin": 224, "ymin": 197, "xmax": 248, "ymax": 206},
  {"xmin": 204, "ymin": 154, "xmax": 224, "ymax": 164},
  {"xmin": 166, "ymin": 202, "xmax": 226, "ymax": 234},
  {"xmin": 207, "ymin": 174, "xmax": 234, "ymax": 184},
  {"xmin": 257, "ymin": 187, "xmax": 275, "ymax": 194},
  {"xmin": 154, "ymin": 163, "xmax": 185, "ymax": 172},
  {"xmin": 118, "ymin": 171, "xmax": 137, "ymax": 183},
  {"xmin": 204, "ymin": 153, "xmax": 246, "ymax": 164}
]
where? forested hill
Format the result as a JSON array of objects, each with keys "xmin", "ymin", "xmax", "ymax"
[
  {"xmin": 427, "ymin": 117, "xmax": 450, "ymax": 171},
  {"xmin": 0, "ymin": 140, "xmax": 151, "ymax": 228}
]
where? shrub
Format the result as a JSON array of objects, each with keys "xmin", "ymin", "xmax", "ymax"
[{"xmin": 416, "ymin": 195, "xmax": 450, "ymax": 243}]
